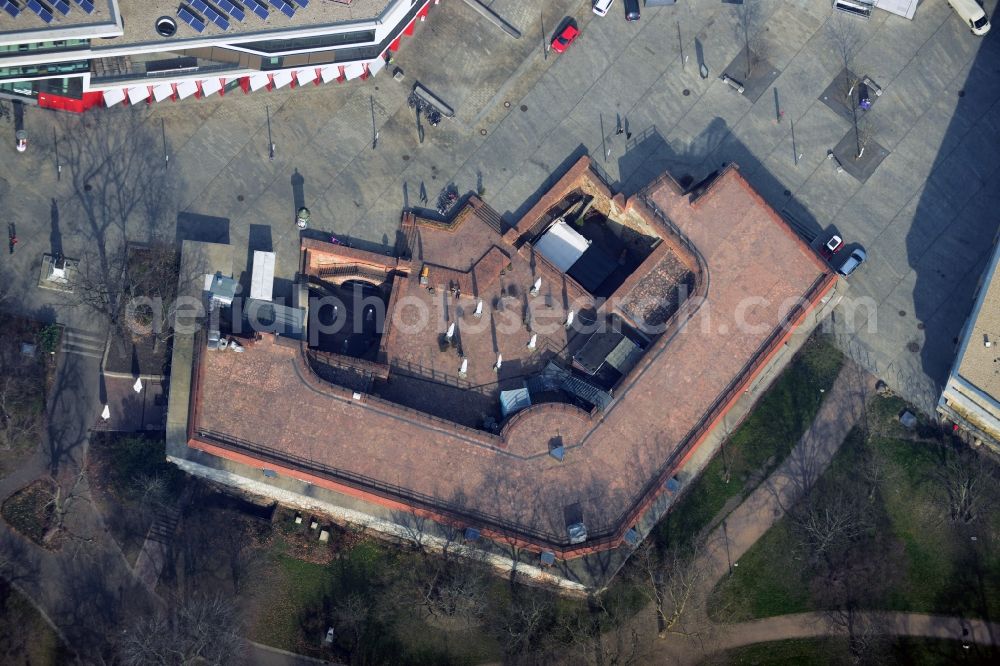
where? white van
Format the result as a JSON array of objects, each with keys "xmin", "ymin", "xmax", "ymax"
[
  {"xmin": 593, "ymin": 0, "xmax": 614, "ymax": 16},
  {"xmin": 947, "ymin": 0, "xmax": 991, "ymax": 36}
]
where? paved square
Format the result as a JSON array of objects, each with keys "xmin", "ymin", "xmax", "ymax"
[{"xmin": 3, "ymin": 0, "xmax": 999, "ymax": 420}]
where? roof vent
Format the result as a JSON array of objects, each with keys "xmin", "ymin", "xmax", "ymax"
[{"xmin": 155, "ymin": 16, "xmax": 177, "ymax": 37}]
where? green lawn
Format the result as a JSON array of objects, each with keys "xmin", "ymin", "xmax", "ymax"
[
  {"xmin": 655, "ymin": 333, "xmax": 843, "ymax": 551},
  {"xmin": 0, "ymin": 579, "xmax": 68, "ymax": 664},
  {"xmin": 86, "ymin": 433, "xmax": 186, "ymax": 564},
  {"xmin": 708, "ymin": 396, "xmax": 1000, "ymax": 623},
  {"xmin": 249, "ymin": 554, "xmax": 334, "ymax": 651},
  {"xmin": 703, "ymin": 636, "xmax": 1000, "ymax": 666},
  {"xmin": 247, "ymin": 531, "xmax": 507, "ymax": 664}
]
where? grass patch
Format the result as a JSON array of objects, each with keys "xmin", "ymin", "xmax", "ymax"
[
  {"xmin": 708, "ymin": 395, "xmax": 1000, "ymax": 622},
  {"xmin": 0, "ymin": 578, "xmax": 68, "ymax": 664},
  {"xmin": 249, "ymin": 554, "xmax": 334, "ymax": 650},
  {"xmin": 704, "ymin": 636, "xmax": 1000, "ymax": 665},
  {"xmin": 86, "ymin": 433, "xmax": 186, "ymax": 564},
  {"xmin": 656, "ymin": 333, "xmax": 843, "ymax": 550},
  {"xmin": 1, "ymin": 480, "xmax": 54, "ymax": 547},
  {"xmin": 176, "ymin": 499, "xmax": 643, "ymax": 665},
  {"xmin": 707, "ymin": 519, "xmax": 811, "ymax": 621},
  {"xmin": 91, "ymin": 433, "xmax": 185, "ymax": 499}
]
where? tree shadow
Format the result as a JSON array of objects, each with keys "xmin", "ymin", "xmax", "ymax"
[
  {"xmin": 49, "ymin": 198, "xmax": 62, "ymax": 259},
  {"xmin": 291, "ymin": 168, "xmax": 305, "ymax": 213},
  {"xmin": 616, "ymin": 120, "xmax": 824, "ymax": 243},
  {"xmin": 176, "ymin": 212, "xmax": 230, "ymax": 245}
]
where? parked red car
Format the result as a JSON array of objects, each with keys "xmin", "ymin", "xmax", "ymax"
[{"xmin": 551, "ymin": 24, "xmax": 579, "ymax": 54}]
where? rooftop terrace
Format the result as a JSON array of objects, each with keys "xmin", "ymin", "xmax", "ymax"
[{"xmin": 189, "ymin": 159, "xmax": 835, "ymax": 555}]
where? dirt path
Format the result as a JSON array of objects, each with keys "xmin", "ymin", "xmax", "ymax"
[
  {"xmin": 698, "ymin": 360, "xmax": 872, "ymax": 594},
  {"xmin": 636, "ymin": 361, "xmax": 1000, "ymax": 663}
]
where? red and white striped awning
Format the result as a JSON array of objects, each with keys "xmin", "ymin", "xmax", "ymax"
[
  {"xmin": 343, "ymin": 62, "xmax": 365, "ymax": 80},
  {"xmin": 102, "ymin": 88, "xmax": 127, "ymax": 107},
  {"xmin": 200, "ymin": 78, "xmax": 223, "ymax": 97},
  {"xmin": 175, "ymin": 80, "xmax": 199, "ymax": 100},
  {"xmin": 271, "ymin": 70, "xmax": 294, "ymax": 90},
  {"xmin": 294, "ymin": 68, "xmax": 318, "ymax": 86},
  {"xmin": 127, "ymin": 86, "xmax": 151, "ymax": 104}
]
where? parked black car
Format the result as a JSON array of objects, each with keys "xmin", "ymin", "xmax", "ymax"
[{"xmin": 624, "ymin": 0, "xmax": 640, "ymax": 21}]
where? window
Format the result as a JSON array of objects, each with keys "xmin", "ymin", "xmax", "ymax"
[{"xmin": 237, "ymin": 30, "xmax": 376, "ymax": 54}]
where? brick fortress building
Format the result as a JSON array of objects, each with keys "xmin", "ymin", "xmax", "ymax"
[{"xmin": 167, "ymin": 156, "xmax": 842, "ymax": 588}]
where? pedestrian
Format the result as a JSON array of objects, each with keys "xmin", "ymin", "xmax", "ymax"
[{"xmin": 615, "ymin": 114, "xmax": 624, "ymax": 135}]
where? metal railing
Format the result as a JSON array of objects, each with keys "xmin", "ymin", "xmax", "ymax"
[
  {"xmin": 195, "ymin": 427, "xmax": 573, "ymax": 546},
  {"xmin": 388, "ymin": 359, "xmax": 497, "ymax": 397},
  {"xmin": 316, "ymin": 263, "xmax": 390, "ymax": 283}
]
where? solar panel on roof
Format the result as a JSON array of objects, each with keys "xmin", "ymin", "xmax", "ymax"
[
  {"xmin": 204, "ymin": 5, "xmax": 230, "ymax": 30},
  {"xmin": 268, "ymin": 0, "xmax": 294, "ymax": 18},
  {"xmin": 216, "ymin": 0, "xmax": 245, "ymax": 21},
  {"xmin": 52, "ymin": 0, "xmax": 70, "ymax": 14},
  {"xmin": 26, "ymin": 0, "xmax": 54, "ymax": 23},
  {"xmin": 242, "ymin": 0, "xmax": 268, "ymax": 19},
  {"xmin": 74, "ymin": 0, "xmax": 94, "ymax": 12},
  {"xmin": 177, "ymin": 6, "xmax": 207, "ymax": 32},
  {"xmin": 1, "ymin": 0, "xmax": 20, "ymax": 18}
]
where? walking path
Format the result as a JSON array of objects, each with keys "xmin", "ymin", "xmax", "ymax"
[
  {"xmin": 0, "ymin": 343, "xmax": 163, "ymax": 656},
  {"xmin": 4, "ymin": 344, "xmax": 992, "ymax": 663},
  {"xmin": 644, "ymin": 361, "xmax": 1000, "ymax": 663}
]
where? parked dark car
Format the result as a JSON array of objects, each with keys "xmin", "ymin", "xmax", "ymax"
[
  {"xmin": 624, "ymin": 0, "xmax": 640, "ymax": 21},
  {"xmin": 837, "ymin": 248, "xmax": 867, "ymax": 277}
]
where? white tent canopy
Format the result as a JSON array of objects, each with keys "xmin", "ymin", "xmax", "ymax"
[{"xmin": 533, "ymin": 219, "xmax": 590, "ymax": 273}]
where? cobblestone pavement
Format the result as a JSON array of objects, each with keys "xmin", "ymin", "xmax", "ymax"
[{"xmin": 2, "ymin": 0, "xmax": 999, "ymax": 410}]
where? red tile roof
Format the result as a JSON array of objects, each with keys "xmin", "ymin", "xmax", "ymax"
[{"xmin": 190, "ymin": 160, "xmax": 834, "ymax": 555}]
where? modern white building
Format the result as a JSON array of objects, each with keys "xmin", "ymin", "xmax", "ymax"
[
  {"xmin": 937, "ymin": 235, "xmax": 1000, "ymax": 454},
  {"xmin": 0, "ymin": 0, "xmax": 434, "ymax": 112}
]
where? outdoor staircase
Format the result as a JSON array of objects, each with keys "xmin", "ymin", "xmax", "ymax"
[
  {"xmin": 146, "ymin": 504, "xmax": 181, "ymax": 545},
  {"xmin": 473, "ymin": 201, "xmax": 507, "ymax": 236},
  {"xmin": 61, "ymin": 328, "xmax": 105, "ymax": 359}
]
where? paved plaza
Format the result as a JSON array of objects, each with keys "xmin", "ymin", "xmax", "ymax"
[{"xmin": 2, "ymin": 0, "xmax": 999, "ymax": 413}]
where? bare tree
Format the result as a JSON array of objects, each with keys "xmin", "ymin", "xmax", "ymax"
[
  {"xmin": 826, "ymin": 15, "xmax": 868, "ymax": 160},
  {"xmin": 634, "ymin": 540, "xmax": 709, "ymax": 639},
  {"xmin": 117, "ymin": 594, "xmax": 245, "ymax": 666},
  {"xmin": 790, "ymin": 489, "xmax": 870, "ymax": 568},
  {"xmin": 0, "ymin": 375, "xmax": 41, "ymax": 453},
  {"xmin": 491, "ymin": 591, "xmax": 554, "ymax": 659},
  {"xmin": 43, "ymin": 468, "xmax": 91, "ymax": 543},
  {"xmin": 827, "ymin": 607, "xmax": 889, "ymax": 665},
  {"xmin": 71, "ymin": 241, "xmax": 180, "ymax": 348},
  {"xmin": 59, "ymin": 112, "xmax": 178, "ymax": 345},
  {"xmin": 391, "ymin": 508, "xmax": 434, "ymax": 553},
  {"xmin": 855, "ymin": 114, "xmax": 877, "ymax": 160},
  {"xmin": 936, "ymin": 447, "xmax": 989, "ymax": 524},
  {"xmin": 332, "ymin": 592, "xmax": 371, "ymax": 653},
  {"xmin": 735, "ymin": 0, "xmax": 766, "ymax": 79},
  {"xmin": 418, "ymin": 557, "xmax": 491, "ymax": 626},
  {"xmin": 0, "ymin": 531, "xmax": 39, "ymax": 587},
  {"xmin": 555, "ymin": 589, "xmax": 647, "ymax": 666}
]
